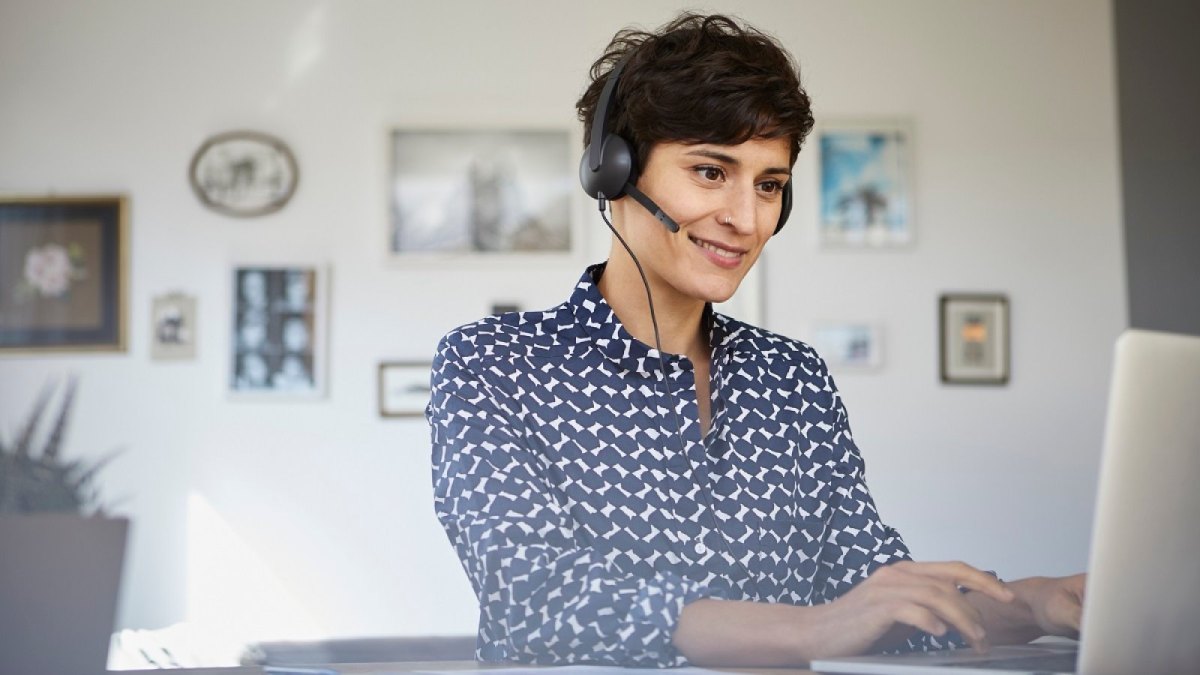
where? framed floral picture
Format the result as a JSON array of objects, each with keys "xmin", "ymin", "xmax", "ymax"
[{"xmin": 0, "ymin": 195, "xmax": 128, "ymax": 353}]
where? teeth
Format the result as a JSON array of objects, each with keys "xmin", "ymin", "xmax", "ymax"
[{"xmin": 693, "ymin": 237, "xmax": 741, "ymax": 259}]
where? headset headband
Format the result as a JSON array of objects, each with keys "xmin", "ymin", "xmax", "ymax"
[{"xmin": 588, "ymin": 55, "xmax": 630, "ymax": 173}]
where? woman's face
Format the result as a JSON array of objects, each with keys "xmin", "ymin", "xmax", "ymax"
[{"xmin": 611, "ymin": 136, "xmax": 791, "ymax": 305}]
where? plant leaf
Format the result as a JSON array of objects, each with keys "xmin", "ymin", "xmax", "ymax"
[
  {"xmin": 42, "ymin": 376, "xmax": 78, "ymax": 461},
  {"xmin": 2, "ymin": 376, "xmax": 117, "ymax": 515},
  {"xmin": 67, "ymin": 447, "xmax": 123, "ymax": 500},
  {"xmin": 12, "ymin": 381, "xmax": 56, "ymax": 458}
]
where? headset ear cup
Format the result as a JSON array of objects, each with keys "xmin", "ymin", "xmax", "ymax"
[
  {"xmin": 774, "ymin": 180, "xmax": 793, "ymax": 235},
  {"xmin": 579, "ymin": 134, "xmax": 634, "ymax": 200}
]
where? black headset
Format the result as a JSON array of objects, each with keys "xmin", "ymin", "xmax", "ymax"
[{"xmin": 578, "ymin": 55, "xmax": 793, "ymax": 235}]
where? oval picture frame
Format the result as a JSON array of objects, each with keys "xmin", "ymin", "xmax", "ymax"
[{"xmin": 188, "ymin": 130, "xmax": 299, "ymax": 217}]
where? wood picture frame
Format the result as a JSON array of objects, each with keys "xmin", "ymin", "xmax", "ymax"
[
  {"xmin": 0, "ymin": 195, "xmax": 128, "ymax": 354},
  {"xmin": 940, "ymin": 293, "xmax": 1010, "ymax": 385},
  {"xmin": 378, "ymin": 361, "xmax": 432, "ymax": 418}
]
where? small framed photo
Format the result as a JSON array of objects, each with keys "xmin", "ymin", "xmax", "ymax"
[
  {"xmin": 817, "ymin": 119, "xmax": 914, "ymax": 248},
  {"xmin": 940, "ymin": 294, "xmax": 1009, "ymax": 385},
  {"xmin": 378, "ymin": 361, "xmax": 432, "ymax": 418},
  {"xmin": 150, "ymin": 292, "xmax": 197, "ymax": 361},
  {"xmin": 809, "ymin": 322, "xmax": 883, "ymax": 371},
  {"xmin": 389, "ymin": 129, "xmax": 573, "ymax": 257},
  {"xmin": 0, "ymin": 195, "xmax": 128, "ymax": 353},
  {"xmin": 230, "ymin": 265, "xmax": 327, "ymax": 398}
]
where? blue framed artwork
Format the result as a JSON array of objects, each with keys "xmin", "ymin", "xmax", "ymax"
[{"xmin": 818, "ymin": 120, "xmax": 914, "ymax": 248}]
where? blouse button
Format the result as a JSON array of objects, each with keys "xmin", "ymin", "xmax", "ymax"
[{"xmin": 693, "ymin": 541, "xmax": 707, "ymax": 555}]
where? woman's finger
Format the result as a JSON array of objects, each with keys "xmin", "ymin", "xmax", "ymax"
[
  {"xmin": 912, "ymin": 561, "xmax": 1014, "ymax": 604},
  {"xmin": 892, "ymin": 604, "xmax": 948, "ymax": 639},
  {"xmin": 897, "ymin": 579, "xmax": 990, "ymax": 653}
]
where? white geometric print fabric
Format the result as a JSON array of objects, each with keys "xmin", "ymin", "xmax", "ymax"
[{"xmin": 428, "ymin": 263, "xmax": 961, "ymax": 666}]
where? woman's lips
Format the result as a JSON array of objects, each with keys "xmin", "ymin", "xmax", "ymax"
[{"xmin": 689, "ymin": 235, "xmax": 745, "ymax": 269}]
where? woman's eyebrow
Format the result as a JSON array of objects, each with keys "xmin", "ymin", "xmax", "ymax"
[
  {"xmin": 685, "ymin": 148, "xmax": 739, "ymax": 164},
  {"xmin": 683, "ymin": 148, "xmax": 790, "ymax": 176}
]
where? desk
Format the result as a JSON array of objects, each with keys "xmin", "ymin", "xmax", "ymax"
[{"xmin": 114, "ymin": 660, "xmax": 818, "ymax": 675}]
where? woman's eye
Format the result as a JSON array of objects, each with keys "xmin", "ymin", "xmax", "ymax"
[
  {"xmin": 697, "ymin": 166, "xmax": 725, "ymax": 181},
  {"xmin": 759, "ymin": 180, "xmax": 783, "ymax": 194}
]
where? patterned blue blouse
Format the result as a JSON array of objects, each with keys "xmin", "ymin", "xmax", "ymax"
[{"xmin": 428, "ymin": 263, "xmax": 956, "ymax": 666}]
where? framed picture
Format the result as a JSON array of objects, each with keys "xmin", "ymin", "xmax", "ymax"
[
  {"xmin": 378, "ymin": 361, "xmax": 432, "ymax": 418},
  {"xmin": 230, "ymin": 265, "xmax": 327, "ymax": 398},
  {"xmin": 189, "ymin": 130, "xmax": 299, "ymax": 217},
  {"xmin": 940, "ymin": 294, "xmax": 1009, "ymax": 385},
  {"xmin": 817, "ymin": 119, "xmax": 914, "ymax": 248},
  {"xmin": 809, "ymin": 322, "xmax": 883, "ymax": 371},
  {"xmin": 0, "ymin": 195, "xmax": 128, "ymax": 353},
  {"xmin": 150, "ymin": 292, "xmax": 197, "ymax": 361},
  {"xmin": 389, "ymin": 129, "xmax": 573, "ymax": 256}
]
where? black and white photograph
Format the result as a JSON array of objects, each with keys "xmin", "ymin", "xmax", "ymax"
[
  {"xmin": 189, "ymin": 130, "xmax": 299, "ymax": 217},
  {"xmin": 389, "ymin": 129, "xmax": 573, "ymax": 255},
  {"xmin": 230, "ymin": 265, "xmax": 325, "ymax": 397},
  {"xmin": 150, "ymin": 292, "xmax": 197, "ymax": 361}
]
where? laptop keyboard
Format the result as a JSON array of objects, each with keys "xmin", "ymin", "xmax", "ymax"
[{"xmin": 936, "ymin": 651, "xmax": 1078, "ymax": 672}]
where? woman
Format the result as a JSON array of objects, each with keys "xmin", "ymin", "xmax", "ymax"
[{"xmin": 428, "ymin": 13, "xmax": 1084, "ymax": 668}]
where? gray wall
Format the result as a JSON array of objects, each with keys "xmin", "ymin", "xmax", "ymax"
[{"xmin": 1115, "ymin": 0, "xmax": 1200, "ymax": 336}]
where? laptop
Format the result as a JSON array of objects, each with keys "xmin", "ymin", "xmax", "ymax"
[
  {"xmin": 0, "ymin": 513, "xmax": 128, "ymax": 675},
  {"xmin": 812, "ymin": 329, "xmax": 1200, "ymax": 675}
]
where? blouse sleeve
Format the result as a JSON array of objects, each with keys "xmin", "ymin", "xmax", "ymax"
[
  {"xmin": 813, "ymin": 363, "xmax": 966, "ymax": 653},
  {"xmin": 427, "ymin": 331, "xmax": 713, "ymax": 666}
]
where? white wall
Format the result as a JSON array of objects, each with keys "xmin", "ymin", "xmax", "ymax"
[{"xmin": 0, "ymin": 0, "xmax": 1125, "ymax": 650}]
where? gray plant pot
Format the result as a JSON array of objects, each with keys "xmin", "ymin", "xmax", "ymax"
[{"xmin": 0, "ymin": 513, "xmax": 129, "ymax": 675}]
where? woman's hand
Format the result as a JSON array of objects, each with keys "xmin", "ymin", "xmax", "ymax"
[
  {"xmin": 812, "ymin": 560, "xmax": 1015, "ymax": 658},
  {"xmin": 1019, "ymin": 573, "xmax": 1086, "ymax": 638},
  {"xmin": 673, "ymin": 564, "xmax": 1084, "ymax": 666}
]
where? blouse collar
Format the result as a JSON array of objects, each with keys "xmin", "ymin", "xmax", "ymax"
[{"xmin": 568, "ymin": 263, "xmax": 733, "ymax": 377}]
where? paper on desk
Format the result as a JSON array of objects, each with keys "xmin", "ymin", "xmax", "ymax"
[{"xmin": 412, "ymin": 667, "xmax": 728, "ymax": 675}]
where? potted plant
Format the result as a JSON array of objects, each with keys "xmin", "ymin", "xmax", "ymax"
[{"xmin": 0, "ymin": 377, "xmax": 130, "ymax": 675}]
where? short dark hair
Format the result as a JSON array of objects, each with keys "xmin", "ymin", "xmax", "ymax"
[{"xmin": 576, "ymin": 13, "xmax": 814, "ymax": 172}]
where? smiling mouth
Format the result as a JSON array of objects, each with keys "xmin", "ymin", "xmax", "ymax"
[{"xmin": 689, "ymin": 235, "xmax": 745, "ymax": 260}]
